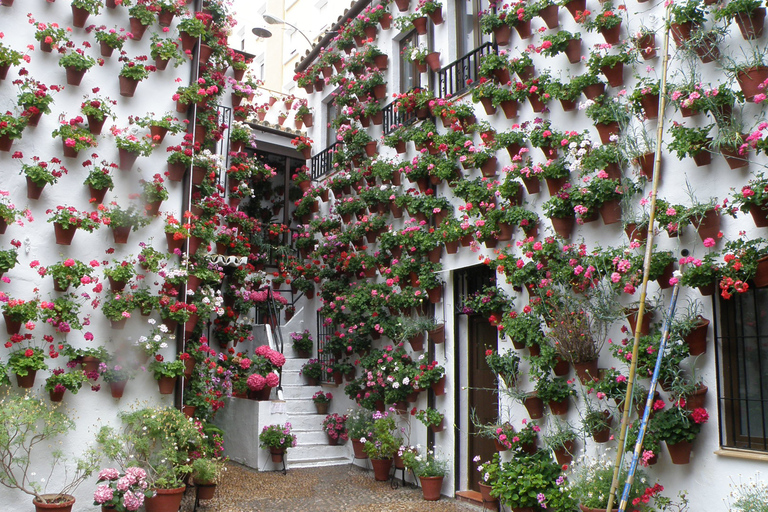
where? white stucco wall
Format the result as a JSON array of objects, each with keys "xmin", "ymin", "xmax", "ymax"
[
  {"xmin": 299, "ymin": 0, "xmax": 768, "ymax": 507},
  {"xmin": 0, "ymin": 1, "xmax": 191, "ymax": 509}
]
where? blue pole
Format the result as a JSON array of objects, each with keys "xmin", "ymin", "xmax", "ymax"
[{"xmin": 617, "ymin": 282, "xmax": 680, "ymax": 512}]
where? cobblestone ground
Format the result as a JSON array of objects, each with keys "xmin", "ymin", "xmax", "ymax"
[{"xmin": 182, "ymin": 462, "xmax": 479, "ymax": 512}]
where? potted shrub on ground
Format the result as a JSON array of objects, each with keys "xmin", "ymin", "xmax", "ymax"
[
  {"xmin": 362, "ymin": 412, "xmax": 401, "ymax": 480},
  {"xmin": 0, "ymin": 393, "xmax": 99, "ymax": 510},
  {"xmin": 401, "ymin": 448, "xmax": 449, "ymax": 500},
  {"xmin": 191, "ymin": 457, "xmax": 225, "ymax": 501}
]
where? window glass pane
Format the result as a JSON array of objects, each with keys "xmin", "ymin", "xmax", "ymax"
[
  {"xmin": 719, "ymin": 288, "xmax": 768, "ymax": 450},
  {"xmin": 400, "ymin": 31, "xmax": 419, "ymax": 92}
]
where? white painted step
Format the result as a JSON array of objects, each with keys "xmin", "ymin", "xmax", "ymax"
[
  {"xmin": 285, "ymin": 397, "xmax": 327, "ymax": 414},
  {"xmin": 283, "ymin": 442, "xmax": 351, "ymax": 466},
  {"xmin": 292, "ymin": 428, "xmax": 331, "ymax": 444},
  {"xmin": 286, "ymin": 411, "xmax": 329, "ymax": 430},
  {"xmin": 282, "ymin": 383, "xmax": 323, "ymax": 400},
  {"xmin": 288, "ymin": 455, "xmax": 351, "ymax": 469}
]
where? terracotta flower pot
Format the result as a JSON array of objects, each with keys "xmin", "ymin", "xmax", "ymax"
[
  {"xmin": 352, "ymin": 438, "xmax": 368, "ymax": 459},
  {"xmin": 523, "ymin": 394, "xmax": 545, "ymax": 419},
  {"xmin": 736, "ymin": 66, "xmax": 768, "ymax": 102},
  {"xmin": 550, "ymin": 216, "xmax": 574, "ymax": 238},
  {"xmin": 489, "ymin": 23, "xmax": 511, "ymax": 45},
  {"xmin": 26, "ymin": 178, "xmax": 46, "ymax": 200},
  {"xmin": 144, "ymin": 486, "xmax": 186, "ymax": 512},
  {"xmin": 71, "ymin": 6, "xmax": 90, "ymax": 27},
  {"xmin": 539, "ymin": 4, "xmax": 559, "ymax": 28},
  {"xmin": 665, "ymin": 440, "xmax": 692, "ymax": 464},
  {"xmin": 420, "ymin": 476, "xmax": 443, "ymax": 501},
  {"xmin": 371, "ymin": 458, "xmax": 392, "ymax": 481},
  {"xmin": 564, "ymin": 38, "xmax": 582, "ymax": 64},
  {"xmin": 65, "ymin": 66, "xmax": 87, "ymax": 86},
  {"xmin": 425, "ymin": 52, "xmax": 441, "ymax": 72},
  {"xmin": 157, "ymin": 376, "xmax": 177, "ymax": 394},
  {"xmin": 109, "ymin": 380, "xmax": 127, "ymax": 398},
  {"xmin": 32, "ymin": 494, "xmax": 75, "ymax": 512},
  {"xmin": 54, "ymin": 223, "xmax": 77, "ymax": 245},
  {"xmin": 269, "ymin": 448, "xmax": 285, "ymax": 464},
  {"xmin": 734, "ymin": 7, "xmax": 766, "ymax": 39},
  {"xmin": 573, "ymin": 360, "xmax": 599, "ymax": 384},
  {"xmin": 16, "ymin": 370, "xmax": 37, "ymax": 388}
]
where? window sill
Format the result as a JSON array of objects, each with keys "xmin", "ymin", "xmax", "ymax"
[{"xmin": 715, "ymin": 447, "xmax": 768, "ymax": 462}]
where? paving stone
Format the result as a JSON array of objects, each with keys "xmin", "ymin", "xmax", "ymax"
[{"xmin": 182, "ymin": 461, "xmax": 480, "ymax": 512}]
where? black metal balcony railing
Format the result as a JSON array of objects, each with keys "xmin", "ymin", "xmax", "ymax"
[
  {"xmin": 310, "ymin": 141, "xmax": 342, "ymax": 180},
  {"xmin": 382, "ymin": 97, "xmax": 419, "ymax": 135},
  {"xmin": 438, "ymin": 42, "xmax": 495, "ymax": 99}
]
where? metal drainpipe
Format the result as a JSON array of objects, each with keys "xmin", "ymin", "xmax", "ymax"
[{"xmin": 176, "ymin": 0, "xmax": 205, "ymax": 412}]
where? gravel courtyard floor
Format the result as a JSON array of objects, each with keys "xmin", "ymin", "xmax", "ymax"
[{"xmin": 182, "ymin": 462, "xmax": 480, "ymax": 512}]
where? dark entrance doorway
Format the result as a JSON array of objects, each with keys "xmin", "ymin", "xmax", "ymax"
[{"xmin": 466, "ymin": 314, "xmax": 498, "ymax": 492}]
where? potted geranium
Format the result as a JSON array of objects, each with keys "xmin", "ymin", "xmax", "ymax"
[
  {"xmin": 80, "ymin": 94, "xmax": 116, "ymax": 135},
  {"xmin": 290, "ymin": 330, "xmax": 313, "ymax": 357},
  {"xmin": 114, "ymin": 129, "xmax": 155, "ymax": 170},
  {"xmin": 668, "ymin": 122, "xmax": 713, "ymax": 166},
  {"xmin": 140, "ymin": 174, "xmax": 169, "ymax": 216},
  {"xmin": 149, "ymin": 33, "xmax": 183, "ymax": 70},
  {"xmin": 415, "ymin": 408, "xmax": 446, "ymax": 432},
  {"xmin": 82, "ymin": 159, "xmax": 116, "ymax": 204},
  {"xmin": 8, "ymin": 345, "xmax": 47, "ymax": 387},
  {"xmin": 51, "ymin": 117, "xmax": 97, "ymax": 158},
  {"xmin": 0, "ymin": 110, "xmax": 27, "ymax": 151},
  {"xmin": 312, "ymin": 390, "xmax": 333, "ymax": 414},
  {"xmin": 88, "ymin": 25, "xmax": 127, "ymax": 57},
  {"xmin": 259, "ymin": 423, "xmax": 297, "ymax": 464},
  {"xmin": 148, "ymin": 355, "xmax": 186, "ymax": 394},
  {"xmin": 99, "ymin": 362, "xmax": 135, "ymax": 398},
  {"xmin": 0, "ymin": 194, "xmax": 23, "ymax": 232},
  {"xmin": 1, "ymin": 297, "xmax": 38, "ymax": 334},
  {"xmin": 99, "ymin": 204, "xmax": 149, "ymax": 243},
  {"xmin": 45, "ymin": 258, "xmax": 96, "ymax": 291},
  {"xmin": 58, "ymin": 45, "xmax": 97, "ymax": 86},
  {"xmin": 44, "ymin": 368, "xmax": 88, "ymax": 402},
  {"xmin": 103, "ymin": 259, "xmax": 137, "ymax": 291},
  {"xmin": 322, "ymin": 413, "xmax": 349, "ymax": 445},
  {"xmin": 118, "ymin": 54, "xmax": 155, "ymax": 97},
  {"xmin": 32, "ymin": 19, "xmax": 71, "ymax": 52},
  {"xmin": 18, "ymin": 155, "xmax": 68, "ymax": 199},
  {"xmin": 0, "ymin": 244, "xmax": 18, "ymax": 278},
  {"xmin": 0, "ymin": 40, "xmax": 23, "ymax": 80}
]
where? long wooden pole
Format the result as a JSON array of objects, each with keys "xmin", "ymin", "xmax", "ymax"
[{"xmin": 605, "ymin": 4, "xmax": 673, "ymax": 511}]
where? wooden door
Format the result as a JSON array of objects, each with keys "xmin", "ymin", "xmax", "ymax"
[{"xmin": 467, "ymin": 315, "xmax": 498, "ymax": 492}]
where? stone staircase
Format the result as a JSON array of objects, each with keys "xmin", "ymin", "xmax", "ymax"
[{"xmin": 280, "ymin": 354, "xmax": 353, "ymax": 469}]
